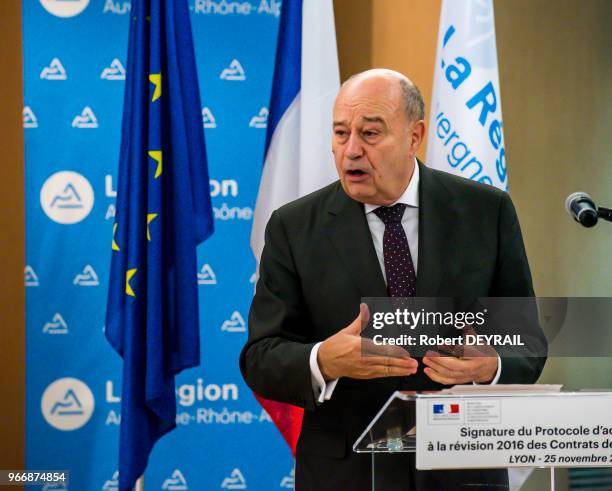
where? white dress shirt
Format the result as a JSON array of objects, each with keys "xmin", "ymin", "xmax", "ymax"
[{"xmin": 310, "ymin": 160, "xmax": 499, "ymax": 403}]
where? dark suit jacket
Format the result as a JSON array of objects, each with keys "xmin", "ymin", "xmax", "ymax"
[{"xmin": 240, "ymin": 163, "xmax": 547, "ymax": 490}]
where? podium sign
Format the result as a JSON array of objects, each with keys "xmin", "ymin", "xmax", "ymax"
[{"xmin": 416, "ymin": 392, "xmax": 612, "ymax": 470}]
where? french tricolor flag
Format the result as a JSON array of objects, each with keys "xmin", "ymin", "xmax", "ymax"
[
  {"xmin": 433, "ymin": 403, "xmax": 461, "ymax": 414},
  {"xmin": 249, "ymin": 0, "xmax": 340, "ymax": 455},
  {"xmin": 251, "ymin": 0, "xmax": 340, "ymax": 262}
]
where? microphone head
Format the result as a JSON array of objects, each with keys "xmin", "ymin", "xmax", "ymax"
[{"xmin": 565, "ymin": 192, "xmax": 598, "ymax": 227}]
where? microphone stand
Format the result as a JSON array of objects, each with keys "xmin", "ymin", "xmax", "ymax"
[{"xmin": 597, "ymin": 207, "xmax": 612, "ymax": 223}]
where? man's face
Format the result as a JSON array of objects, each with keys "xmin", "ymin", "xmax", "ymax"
[{"xmin": 332, "ymin": 77, "xmax": 422, "ymax": 205}]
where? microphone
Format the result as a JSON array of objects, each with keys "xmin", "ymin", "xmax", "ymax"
[{"xmin": 565, "ymin": 192, "xmax": 599, "ymax": 227}]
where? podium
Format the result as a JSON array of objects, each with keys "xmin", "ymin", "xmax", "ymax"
[{"xmin": 353, "ymin": 387, "xmax": 612, "ymax": 491}]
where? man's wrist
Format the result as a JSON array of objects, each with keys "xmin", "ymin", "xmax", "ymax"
[
  {"xmin": 317, "ymin": 342, "xmax": 333, "ymax": 381},
  {"xmin": 474, "ymin": 355, "xmax": 502, "ymax": 385}
]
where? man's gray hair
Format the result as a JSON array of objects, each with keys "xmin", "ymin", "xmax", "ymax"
[
  {"xmin": 342, "ymin": 70, "xmax": 425, "ymax": 123},
  {"xmin": 399, "ymin": 78, "xmax": 425, "ymax": 122}
]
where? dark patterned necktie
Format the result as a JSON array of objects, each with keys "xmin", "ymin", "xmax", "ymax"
[{"xmin": 373, "ymin": 204, "xmax": 417, "ymax": 297}]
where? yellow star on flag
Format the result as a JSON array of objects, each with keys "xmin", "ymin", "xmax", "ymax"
[
  {"xmin": 149, "ymin": 73, "xmax": 161, "ymax": 102},
  {"xmin": 148, "ymin": 150, "xmax": 162, "ymax": 179},
  {"xmin": 112, "ymin": 223, "xmax": 120, "ymax": 251},
  {"xmin": 126, "ymin": 268, "xmax": 137, "ymax": 297},
  {"xmin": 147, "ymin": 213, "xmax": 158, "ymax": 241}
]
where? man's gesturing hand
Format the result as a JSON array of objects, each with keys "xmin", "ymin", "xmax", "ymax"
[
  {"xmin": 423, "ymin": 327, "xmax": 499, "ymax": 384},
  {"xmin": 317, "ymin": 303, "xmax": 418, "ymax": 381}
]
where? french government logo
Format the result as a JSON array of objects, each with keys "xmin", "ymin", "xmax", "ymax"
[
  {"xmin": 197, "ymin": 264, "xmax": 217, "ymax": 285},
  {"xmin": 202, "ymin": 107, "xmax": 217, "ymax": 128},
  {"xmin": 23, "ymin": 106, "xmax": 38, "ymax": 128},
  {"xmin": 162, "ymin": 469, "xmax": 188, "ymax": 490},
  {"xmin": 429, "ymin": 401, "xmax": 464, "ymax": 424},
  {"xmin": 43, "ymin": 313, "xmax": 68, "ymax": 334},
  {"xmin": 102, "ymin": 470, "xmax": 119, "ymax": 491},
  {"xmin": 220, "ymin": 59, "xmax": 246, "ymax": 81},
  {"xmin": 73, "ymin": 265, "xmax": 100, "ymax": 286},
  {"xmin": 221, "ymin": 468, "xmax": 247, "ymax": 490},
  {"xmin": 40, "ymin": 0, "xmax": 90, "ymax": 18},
  {"xmin": 25, "ymin": 265, "xmax": 40, "ymax": 286},
  {"xmin": 101, "ymin": 59, "xmax": 126, "ymax": 80},
  {"xmin": 40, "ymin": 171, "xmax": 94, "ymax": 224},
  {"xmin": 41, "ymin": 377, "xmax": 95, "ymax": 430},
  {"xmin": 221, "ymin": 311, "xmax": 246, "ymax": 333},
  {"xmin": 40, "ymin": 58, "xmax": 67, "ymax": 80},
  {"xmin": 72, "ymin": 106, "xmax": 98, "ymax": 128},
  {"xmin": 248, "ymin": 107, "xmax": 268, "ymax": 128}
]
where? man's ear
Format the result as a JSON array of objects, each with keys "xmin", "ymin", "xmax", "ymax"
[{"xmin": 410, "ymin": 120, "xmax": 425, "ymax": 153}]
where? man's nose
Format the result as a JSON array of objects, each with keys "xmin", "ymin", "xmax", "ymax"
[{"xmin": 345, "ymin": 132, "xmax": 364, "ymax": 159}]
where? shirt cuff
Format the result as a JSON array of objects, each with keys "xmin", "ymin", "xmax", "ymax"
[
  {"xmin": 473, "ymin": 354, "xmax": 502, "ymax": 385},
  {"xmin": 310, "ymin": 342, "xmax": 339, "ymax": 403}
]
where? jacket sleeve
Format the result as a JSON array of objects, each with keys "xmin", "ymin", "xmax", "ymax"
[
  {"xmin": 492, "ymin": 193, "xmax": 548, "ymax": 384},
  {"xmin": 239, "ymin": 210, "xmax": 317, "ymax": 410}
]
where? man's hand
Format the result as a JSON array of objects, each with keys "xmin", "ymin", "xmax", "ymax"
[
  {"xmin": 317, "ymin": 303, "xmax": 418, "ymax": 381},
  {"xmin": 422, "ymin": 328, "xmax": 498, "ymax": 384}
]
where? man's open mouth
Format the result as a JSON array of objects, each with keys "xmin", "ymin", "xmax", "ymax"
[{"xmin": 347, "ymin": 169, "xmax": 367, "ymax": 176}]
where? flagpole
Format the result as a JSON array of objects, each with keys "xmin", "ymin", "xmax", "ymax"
[{"xmin": 135, "ymin": 476, "xmax": 144, "ymax": 491}]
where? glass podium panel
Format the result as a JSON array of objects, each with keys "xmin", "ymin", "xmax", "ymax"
[
  {"xmin": 353, "ymin": 391, "xmax": 417, "ymax": 454},
  {"xmin": 353, "ymin": 392, "xmax": 418, "ymax": 491}
]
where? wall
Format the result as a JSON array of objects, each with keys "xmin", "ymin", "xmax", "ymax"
[
  {"xmin": 495, "ymin": 0, "xmax": 612, "ymax": 297},
  {"xmin": 335, "ymin": 0, "xmax": 440, "ymax": 161},
  {"xmin": 0, "ymin": 0, "xmax": 25, "ymax": 479}
]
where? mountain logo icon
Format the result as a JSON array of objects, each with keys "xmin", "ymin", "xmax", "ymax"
[
  {"xmin": 23, "ymin": 106, "xmax": 38, "ymax": 128},
  {"xmin": 220, "ymin": 59, "xmax": 246, "ymax": 81},
  {"xmin": 100, "ymin": 58, "xmax": 125, "ymax": 80},
  {"xmin": 102, "ymin": 470, "xmax": 119, "ymax": 491},
  {"xmin": 221, "ymin": 468, "xmax": 247, "ymax": 489},
  {"xmin": 50, "ymin": 389, "xmax": 83, "ymax": 416},
  {"xmin": 280, "ymin": 468, "xmax": 295, "ymax": 488},
  {"xmin": 101, "ymin": 58, "xmax": 126, "ymax": 80},
  {"xmin": 49, "ymin": 183, "xmax": 82, "ymax": 209},
  {"xmin": 73, "ymin": 265, "xmax": 100, "ymax": 286},
  {"xmin": 42, "ymin": 483, "xmax": 68, "ymax": 491},
  {"xmin": 25, "ymin": 265, "xmax": 40, "ymax": 287},
  {"xmin": 161, "ymin": 469, "xmax": 188, "ymax": 490},
  {"xmin": 197, "ymin": 264, "xmax": 217, "ymax": 285},
  {"xmin": 202, "ymin": 107, "xmax": 217, "ymax": 128},
  {"xmin": 43, "ymin": 313, "xmax": 68, "ymax": 334},
  {"xmin": 248, "ymin": 107, "xmax": 268, "ymax": 129},
  {"xmin": 72, "ymin": 106, "xmax": 98, "ymax": 128},
  {"xmin": 40, "ymin": 57, "xmax": 67, "ymax": 80},
  {"xmin": 41, "ymin": 377, "xmax": 94, "ymax": 431},
  {"xmin": 40, "ymin": 171, "xmax": 95, "ymax": 224},
  {"xmin": 221, "ymin": 311, "xmax": 246, "ymax": 333}
]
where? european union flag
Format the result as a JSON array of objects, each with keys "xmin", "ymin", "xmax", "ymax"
[{"xmin": 105, "ymin": 1, "xmax": 213, "ymax": 490}]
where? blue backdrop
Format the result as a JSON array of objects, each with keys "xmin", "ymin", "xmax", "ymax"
[{"xmin": 23, "ymin": 0, "xmax": 293, "ymax": 489}]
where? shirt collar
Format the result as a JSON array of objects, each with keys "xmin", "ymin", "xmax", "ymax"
[{"xmin": 364, "ymin": 158, "xmax": 420, "ymax": 214}]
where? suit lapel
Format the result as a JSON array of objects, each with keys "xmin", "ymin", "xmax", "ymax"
[
  {"xmin": 325, "ymin": 186, "xmax": 388, "ymax": 298},
  {"xmin": 324, "ymin": 163, "xmax": 458, "ymax": 298},
  {"xmin": 416, "ymin": 163, "xmax": 457, "ymax": 296}
]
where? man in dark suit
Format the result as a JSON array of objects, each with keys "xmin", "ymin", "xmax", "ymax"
[{"xmin": 240, "ymin": 69, "xmax": 547, "ymax": 490}]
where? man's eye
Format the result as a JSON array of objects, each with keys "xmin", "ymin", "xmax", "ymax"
[
  {"xmin": 363, "ymin": 131, "xmax": 378, "ymax": 137},
  {"xmin": 335, "ymin": 130, "xmax": 347, "ymax": 137}
]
